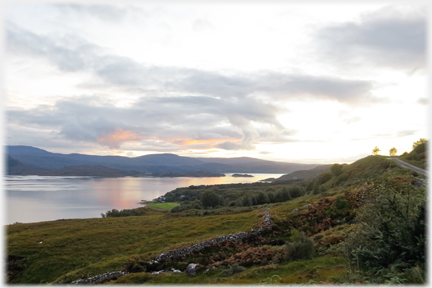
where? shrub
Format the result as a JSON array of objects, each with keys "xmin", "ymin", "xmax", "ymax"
[
  {"xmin": 123, "ymin": 257, "xmax": 146, "ymax": 273},
  {"xmin": 284, "ymin": 229, "xmax": 314, "ymax": 261},
  {"xmin": 101, "ymin": 208, "xmax": 147, "ymax": 218},
  {"xmin": 344, "ymin": 177, "xmax": 425, "ymax": 283}
]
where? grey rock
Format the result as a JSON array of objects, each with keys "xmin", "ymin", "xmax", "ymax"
[{"xmin": 186, "ymin": 263, "xmax": 198, "ymax": 276}]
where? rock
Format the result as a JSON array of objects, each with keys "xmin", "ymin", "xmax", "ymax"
[
  {"xmin": 171, "ymin": 268, "xmax": 182, "ymax": 273},
  {"xmin": 186, "ymin": 263, "xmax": 198, "ymax": 276}
]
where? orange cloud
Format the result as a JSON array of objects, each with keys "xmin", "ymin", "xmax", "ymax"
[{"xmin": 98, "ymin": 128, "xmax": 143, "ymax": 149}]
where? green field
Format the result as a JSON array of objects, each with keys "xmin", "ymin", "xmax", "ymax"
[
  {"xmin": 146, "ymin": 202, "xmax": 180, "ymax": 210},
  {"xmin": 7, "ymin": 208, "xmax": 261, "ymax": 283}
]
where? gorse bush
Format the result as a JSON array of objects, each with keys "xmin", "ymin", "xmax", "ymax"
[
  {"xmin": 344, "ymin": 177, "xmax": 425, "ymax": 283},
  {"xmin": 284, "ymin": 229, "xmax": 314, "ymax": 261}
]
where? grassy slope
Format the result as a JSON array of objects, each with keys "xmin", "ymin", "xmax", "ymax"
[
  {"xmin": 146, "ymin": 202, "xmax": 180, "ymax": 210},
  {"xmin": 399, "ymin": 142, "xmax": 427, "ymax": 170},
  {"xmin": 6, "ymin": 155, "xmax": 424, "ymax": 284},
  {"xmin": 7, "ymin": 209, "xmax": 261, "ymax": 283}
]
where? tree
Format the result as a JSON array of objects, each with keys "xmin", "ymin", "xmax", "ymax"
[
  {"xmin": 372, "ymin": 146, "xmax": 380, "ymax": 155},
  {"xmin": 330, "ymin": 163, "xmax": 343, "ymax": 176},
  {"xmin": 413, "ymin": 138, "xmax": 427, "ymax": 149},
  {"xmin": 201, "ymin": 190, "xmax": 220, "ymax": 208},
  {"xmin": 389, "ymin": 147, "xmax": 397, "ymax": 156}
]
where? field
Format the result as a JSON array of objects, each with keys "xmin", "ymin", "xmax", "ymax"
[
  {"xmin": 7, "ymin": 208, "xmax": 261, "ymax": 283},
  {"xmin": 146, "ymin": 202, "xmax": 180, "ymax": 210}
]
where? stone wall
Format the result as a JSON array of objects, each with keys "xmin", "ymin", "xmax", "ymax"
[{"xmin": 71, "ymin": 209, "xmax": 271, "ymax": 284}]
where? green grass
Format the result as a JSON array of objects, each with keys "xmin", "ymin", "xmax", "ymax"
[
  {"xmin": 146, "ymin": 202, "xmax": 180, "ymax": 210},
  {"xmin": 7, "ymin": 208, "xmax": 261, "ymax": 284},
  {"xmin": 112, "ymin": 255, "xmax": 346, "ymax": 284}
]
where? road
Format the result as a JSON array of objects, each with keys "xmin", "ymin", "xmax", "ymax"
[{"xmin": 389, "ymin": 158, "xmax": 427, "ymax": 176}]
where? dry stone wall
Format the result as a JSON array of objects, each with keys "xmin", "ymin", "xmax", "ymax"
[{"xmin": 71, "ymin": 209, "xmax": 271, "ymax": 284}]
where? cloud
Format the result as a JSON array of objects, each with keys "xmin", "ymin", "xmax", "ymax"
[
  {"xmin": 7, "ymin": 22, "xmax": 100, "ymax": 72},
  {"xmin": 316, "ymin": 6, "xmax": 426, "ymax": 70},
  {"xmin": 7, "ymin": 23, "xmax": 377, "ymax": 106},
  {"xmin": 97, "ymin": 128, "xmax": 143, "ymax": 149},
  {"xmin": 53, "ymin": 4, "xmax": 130, "ymax": 22},
  {"xmin": 417, "ymin": 98, "xmax": 428, "ymax": 105},
  {"xmin": 396, "ymin": 130, "xmax": 417, "ymax": 137},
  {"xmin": 257, "ymin": 73, "xmax": 375, "ymax": 104},
  {"xmin": 6, "ymin": 94, "xmax": 288, "ymax": 152}
]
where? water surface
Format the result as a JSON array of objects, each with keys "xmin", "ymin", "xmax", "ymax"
[{"xmin": 5, "ymin": 174, "xmax": 282, "ymax": 224}]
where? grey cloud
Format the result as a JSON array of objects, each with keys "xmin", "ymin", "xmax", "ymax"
[
  {"xmin": 417, "ymin": 98, "xmax": 428, "ymax": 105},
  {"xmin": 7, "ymin": 23, "xmax": 376, "ymax": 105},
  {"xmin": 53, "ymin": 4, "xmax": 129, "ymax": 22},
  {"xmin": 216, "ymin": 142, "xmax": 248, "ymax": 151},
  {"xmin": 7, "ymin": 94, "xmax": 287, "ymax": 151},
  {"xmin": 7, "ymin": 22, "xmax": 99, "ymax": 72},
  {"xmin": 316, "ymin": 7, "xmax": 426, "ymax": 70},
  {"xmin": 396, "ymin": 130, "xmax": 417, "ymax": 137},
  {"xmin": 258, "ymin": 73, "xmax": 374, "ymax": 103}
]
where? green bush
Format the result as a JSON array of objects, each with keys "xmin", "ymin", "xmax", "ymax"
[
  {"xmin": 344, "ymin": 177, "xmax": 425, "ymax": 283},
  {"xmin": 284, "ymin": 229, "xmax": 314, "ymax": 261},
  {"xmin": 123, "ymin": 257, "xmax": 146, "ymax": 273},
  {"xmin": 101, "ymin": 208, "xmax": 147, "ymax": 218}
]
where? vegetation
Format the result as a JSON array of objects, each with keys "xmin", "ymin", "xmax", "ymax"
[
  {"xmin": 146, "ymin": 202, "xmax": 180, "ymax": 210},
  {"xmin": 372, "ymin": 146, "xmax": 380, "ymax": 155},
  {"xmin": 389, "ymin": 147, "xmax": 398, "ymax": 156},
  {"xmin": 101, "ymin": 207, "xmax": 148, "ymax": 217},
  {"xmin": 6, "ymin": 143, "xmax": 426, "ymax": 285},
  {"xmin": 399, "ymin": 139, "xmax": 428, "ymax": 169}
]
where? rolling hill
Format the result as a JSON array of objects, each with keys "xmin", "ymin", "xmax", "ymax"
[{"xmin": 6, "ymin": 145, "xmax": 319, "ymax": 175}]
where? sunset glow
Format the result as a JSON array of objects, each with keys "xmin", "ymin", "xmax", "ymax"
[{"xmin": 4, "ymin": 2, "xmax": 427, "ymax": 164}]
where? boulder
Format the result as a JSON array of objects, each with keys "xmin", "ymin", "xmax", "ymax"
[{"xmin": 186, "ymin": 263, "xmax": 198, "ymax": 276}]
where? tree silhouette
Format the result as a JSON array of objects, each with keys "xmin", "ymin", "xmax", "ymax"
[{"xmin": 372, "ymin": 146, "xmax": 380, "ymax": 155}]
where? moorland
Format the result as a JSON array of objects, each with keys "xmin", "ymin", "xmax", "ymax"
[{"xmin": 6, "ymin": 140, "xmax": 427, "ymax": 284}]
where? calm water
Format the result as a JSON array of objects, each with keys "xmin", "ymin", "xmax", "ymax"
[{"xmin": 5, "ymin": 174, "xmax": 282, "ymax": 224}]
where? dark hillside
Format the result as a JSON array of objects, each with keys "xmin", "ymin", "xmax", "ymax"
[
  {"xmin": 274, "ymin": 164, "xmax": 332, "ymax": 182},
  {"xmin": 6, "ymin": 145, "xmax": 320, "ymax": 174},
  {"xmin": 6, "ymin": 155, "xmax": 47, "ymax": 175}
]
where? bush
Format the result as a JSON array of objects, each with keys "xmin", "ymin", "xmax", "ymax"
[
  {"xmin": 344, "ymin": 177, "xmax": 425, "ymax": 283},
  {"xmin": 101, "ymin": 208, "xmax": 147, "ymax": 218},
  {"xmin": 123, "ymin": 257, "xmax": 146, "ymax": 273},
  {"xmin": 284, "ymin": 229, "xmax": 314, "ymax": 261}
]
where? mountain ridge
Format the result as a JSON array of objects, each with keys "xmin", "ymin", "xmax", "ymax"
[{"xmin": 6, "ymin": 145, "xmax": 320, "ymax": 175}]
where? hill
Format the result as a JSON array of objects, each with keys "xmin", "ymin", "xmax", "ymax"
[
  {"xmin": 6, "ymin": 154, "xmax": 426, "ymax": 284},
  {"xmin": 399, "ymin": 140, "xmax": 427, "ymax": 169},
  {"xmin": 273, "ymin": 164, "xmax": 333, "ymax": 183},
  {"xmin": 6, "ymin": 155, "xmax": 48, "ymax": 175},
  {"xmin": 6, "ymin": 145, "xmax": 318, "ymax": 175}
]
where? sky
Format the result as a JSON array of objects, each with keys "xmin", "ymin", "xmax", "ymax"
[{"xmin": 3, "ymin": 1, "xmax": 429, "ymax": 164}]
